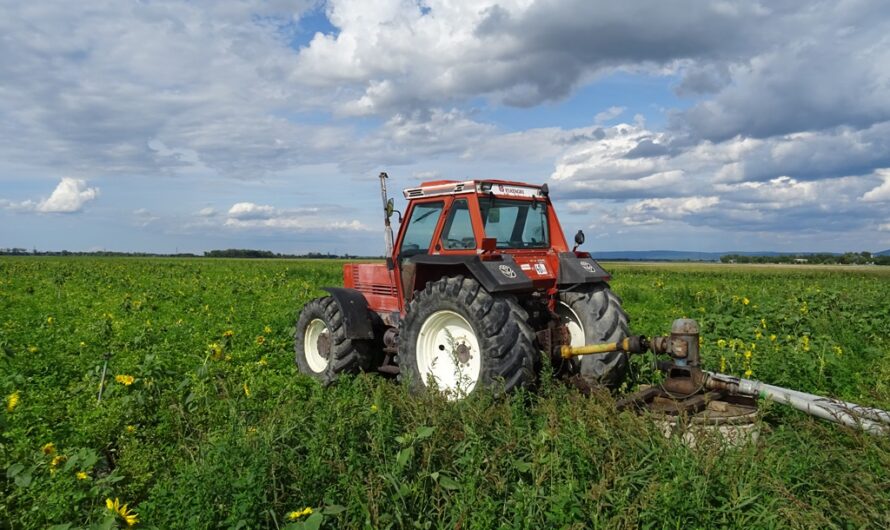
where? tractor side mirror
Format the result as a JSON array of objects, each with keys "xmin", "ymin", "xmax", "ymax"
[
  {"xmin": 573, "ymin": 230, "xmax": 585, "ymax": 252},
  {"xmin": 385, "ymin": 198, "xmax": 394, "ymax": 218}
]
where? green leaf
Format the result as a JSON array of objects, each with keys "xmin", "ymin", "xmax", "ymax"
[
  {"xmin": 438, "ymin": 475, "xmax": 461, "ymax": 490},
  {"xmin": 302, "ymin": 512, "xmax": 323, "ymax": 530},
  {"xmin": 415, "ymin": 426, "xmax": 435, "ymax": 440},
  {"xmin": 6, "ymin": 462, "xmax": 24, "ymax": 478},
  {"xmin": 396, "ymin": 446, "xmax": 414, "ymax": 469},
  {"xmin": 323, "ymin": 504, "xmax": 346, "ymax": 515}
]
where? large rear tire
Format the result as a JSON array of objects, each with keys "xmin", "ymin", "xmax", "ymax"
[
  {"xmin": 397, "ymin": 276, "xmax": 537, "ymax": 399},
  {"xmin": 294, "ymin": 296, "xmax": 373, "ymax": 385},
  {"xmin": 557, "ymin": 283, "xmax": 629, "ymax": 388}
]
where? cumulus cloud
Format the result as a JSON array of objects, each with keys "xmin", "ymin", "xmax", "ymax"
[
  {"xmin": 224, "ymin": 202, "xmax": 370, "ymax": 232},
  {"xmin": 1, "ymin": 177, "xmax": 99, "ymax": 213},
  {"xmin": 861, "ymin": 169, "xmax": 890, "ymax": 202}
]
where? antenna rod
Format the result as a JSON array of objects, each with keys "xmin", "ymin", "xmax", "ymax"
[{"xmin": 379, "ymin": 172, "xmax": 394, "ymax": 256}]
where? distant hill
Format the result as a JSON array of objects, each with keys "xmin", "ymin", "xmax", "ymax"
[
  {"xmin": 877, "ymin": 249, "xmax": 890, "ymax": 256},
  {"xmin": 590, "ymin": 250, "xmax": 722, "ymax": 261}
]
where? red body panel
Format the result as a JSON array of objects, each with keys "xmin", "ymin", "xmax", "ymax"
[{"xmin": 343, "ymin": 263, "xmax": 400, "ymax": 313}]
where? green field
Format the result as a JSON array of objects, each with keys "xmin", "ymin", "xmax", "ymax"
[{"xmin": 1, "ymin": 258, "xmax": 889, "ymax": 529}]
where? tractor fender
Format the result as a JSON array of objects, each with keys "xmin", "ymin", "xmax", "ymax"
[
  {"xmin": 556, "ymin": 252, "xmax": 611, "ymax": 285},
  {"xmin": 320, "ymin": 287, "xmax": 376, "ymax": 340},
  {"xmin": 406, "ymin": 255, "xmax": 534, "ymax": 293}
]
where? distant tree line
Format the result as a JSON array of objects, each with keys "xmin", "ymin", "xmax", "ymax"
[
  {"xmin": 721, "ymin": 252, "xmax": 889, "ymax": 265},
  {"xmin": 0, "ymin": 248, "xmax": 376, "ymax": 259}
]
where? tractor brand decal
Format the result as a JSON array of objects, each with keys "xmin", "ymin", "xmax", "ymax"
[
  {"xmin": 519, "ymin": 264, "xmax": 532, "ymax": 270},
  {"xmin": 580, "ymin": 261, "xmax": 596, "ymax": 273},
  {"xmin": 498, "ymin": 264, "xmax": 517, "ymax": 278},
  {"xmin": 493, "ymin": 184, "xmax": 542, "ymax": 198},
  {"xmin": 534, "ymin": 262, "xmax": 548, "ymax": 275}
]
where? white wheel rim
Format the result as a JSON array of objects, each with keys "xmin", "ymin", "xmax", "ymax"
[
  {"xmin": 304, "ymin": 318, "xmax": 330, "ymax": 373},
  {"xmin": 557, "ymin": 302, "xmax": 586, "ymax": 347},
  {"xmin": 416, "ymin": 310, "xmax": 482, "ymax": 398}
]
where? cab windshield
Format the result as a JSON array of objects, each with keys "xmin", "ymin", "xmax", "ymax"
[{"xmin": 479, "ymin": 198, "xmax": 549, "ymax": 249}]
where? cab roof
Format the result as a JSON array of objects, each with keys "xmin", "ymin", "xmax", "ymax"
[{"xmin": 403, "ymin": 179, "xmax": 547, "ymax": 200}]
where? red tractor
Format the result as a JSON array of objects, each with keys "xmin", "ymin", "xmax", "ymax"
[{"xmin": 295, "ymin": 173, "xmax": 629, "ymax": 397}]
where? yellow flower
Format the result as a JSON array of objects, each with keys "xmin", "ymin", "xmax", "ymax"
[
  {"xmin": 255, "ymin": 335, "xmax": 266, "ymax": 345},
  {"xmin": 50, "ymin": 455, "xmax": 67, "ymax": 470},
  {"xmin": 125, "ymin": 425, "xmax": 136, "ymax": 434},
  {"xmin": 263, "ymin": 325, "xmax": 272, "ymax": 334},
  {"xmin": 46, "ymin": 316, "xmax": 54, "ymax": 325},
  {"xmin": 800, "ymin": 301, "xmax": 808, "ymax": 314},
  {"xmin": 742, "ymin": 297, "xmax": 750, "ymax": 305},
  {"xmin": 287, "ymin": 507, "xmax": 313, "ymax": 521},
  {"xmin": 833, "ymin": 345, "xmax": 843, "ymax": 356},
  {"xmin": 760, "ymin": 318, "xmax": 767, "ymax": 329},
  {"xmin": 370, "ymin": 404, "xmax": 379, "ymax": 413},
  {"xmin": 769, "ymin": 334, "xmax": 777, "ymax": 342},
  {"xmin": 106, "ymin": 498, "xmax": 138, "ymax": 527},
  {"xmin": 717, "ymin": 339, "xmax": 727, "ymax": 348},
  {"xmin": 28, "ymin": 346, "xmax": 39, "ymax": 353},
  {"xmin": 79, "ymin": 341, "xmax": 87, "ymax": 348},
  {"xmin": 115, "ymin": 374, "xmax": 135, "ymax": 386},
  {"xmin": 6, "ymin": 391, "xmax": 20, "ymax": 412},
  {"xmin": 208, "ymin": 342, "xmax": 223, "ymax": 359},
  {"xmin": 801, "ymin": 336, "xmax": 810, "ymax": 352},
  {"xmin": 243, "ymin": 383, "xmax": 251, "ymax": 397},
  {"xmin": 42, "ymin": 442, "xmax": 55, "ymax": 455},
  {"xmin": 744, "ymin": 369, "xmax": 753, "ymax": 378},
  {"xmin": 744, "ymin": 350, "xmax": 752, "ymax": 360},
  {"xmin": 257, "ymin": 357, "xmax": 268, "ymax": 367},
  {"xmin": 754, "ymin": 331, "xmax": 762, "ymax": 340},
  {"xmin": 223, "ymin": 329, "xmax": 234, "ymax": 338},
  {"xmin": 76, "ymin": 471, "xmax": 89, "ymax": 480},
  {"xmin": 719, "ymin": 356, "xmax": 726, "ymax": 373}
]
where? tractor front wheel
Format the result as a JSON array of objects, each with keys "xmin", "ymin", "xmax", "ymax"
[
  {"xmin": 557, "ymin": 283, "xmax": 630, "ymax": 388},
  {"xmin": 294, "ymin": 296, "xmax": 373, "ymax": 385},
  {"xmin": 397, "ymin": 276, "xmax": 537, "ymax": 398}
]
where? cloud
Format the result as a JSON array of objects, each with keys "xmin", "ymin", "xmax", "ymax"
[
  {"xmin": 594, "ymin": 106, "xmax": 626, "ymax": 123},
  {"xmin": 133, "ymin": 208, "xmax": 159, "ymax": 226},
  {"xmin": 196, "ymin": 207, "xmax": 217, "ymax": 217},
  {"xmin": 861, "ymin": 169, "xmax": 890, "ymax": 202},
  {"xmin": 1, "ymin": 177, "xmax": 99, "ymax": 213},
  {"xmin": 223, "ymin": 202, "xmax": 370, "ymax": 232}
]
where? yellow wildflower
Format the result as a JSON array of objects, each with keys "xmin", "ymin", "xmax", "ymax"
[
  {"xmin": 42, "ymin": 442, "xmax": 55, "ymax": 455},
  {"xmin": 223, "ymin": 329, "xmax": 234, "ymax": 338},
  {"xmin": 243, "ymin": 383, "xmax": 250, "ymax": 397},
  {"xmin": 208, "ymin": 342, "xmax": 223, "ymax": 358},
  {"xmin": 833, "ymin": 345, "xmax": 843, "ymax": 356},
  {"xmin": 800, "ymin": 301, "xmax": 808, "ymax": 314},
  {"xmin": 717, "ymin": 339, "xmax": 727, "ymax": 348},
  {"xmin": 28, "ymin": 346, "xmax": 39, "ymax": 353},
  {"xmin": 760, "ymin": 318, "xmax": 767, "ymax": 329},
  {"xmin": 79, "ymin": 341, "xmax": 87, "ymax": 348},
  {"xmin": 115, "ymin": 374, "xmax": 135, "ymax": 386},
  {"xmin": 50, "ymin": 455, "xmax": 67, "ymax": 472},
  {"xmin": 255, "ymin": 335, "xmax": 266, "ymax": 345},
  {"xmin": 263, "ymin": 325, "xmax": 272, "ymax": 334},
  {"xmin": 76, "ymin": 471, "xmax": 89, "ymax": 480},
  {"xmin": 46, "ymin": 316, "xmax": 54, "ymax": 325},
  {"xmin": 769, "ymin": 334, "xmax": 777, "ymax": 342},
  {"xmin": 125, "ymin": 425, "xmax": 136, "ymax": 434},
  {"xmin": 720, "ymin": 356, "xmax": 726, "ymax": 373},
  {"xmin": 287, "ymin": 507, "xmax": 313, "ymax": 521},
  {"xmin": 742, "ymin": 297, "xmax": 750, "ymax": 305},
  {"xmin": 370, "ymin": 404, "xmax": 379, "ymax": 413},
  {"xmin": 106, "ymin": 498, "xmax": 138, "ymax": 527},
  {"xmin": 6, "ymin": 391, "xmax": 20, "ymax": 412},
  {"xmin": 755, "ymin": 331, "xmax": 762, "ymax": 340},
  {"xmin": 744, "ymin": 369, "xmax": 753, "ymax": 378},
  {"xmin": 257, "ymin": 357, "xmax": 268, "ymax": 367},
  {"xmin": 744, "ymin": 350, "xmax": 752, "ymax": 360},
  {"xmin": 801, "ymin": 336, "xmax": 810, "ymax": 352}
]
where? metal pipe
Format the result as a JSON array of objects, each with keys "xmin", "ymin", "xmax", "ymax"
[
  {"xmin": 711, "ymin": 373, "xmax": 890, "ymax": 434},
  {"xmin": 379, "ymin": 172, "xmax": 394, "ymax": 256}
]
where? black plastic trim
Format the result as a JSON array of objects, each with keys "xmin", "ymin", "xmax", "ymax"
[
  {"xmin": 407, "ymin": 254, "xmax": 534, "ymax": 293},
  {"xmin": 556, "ymin": 252, "xmax": 611, "ymax": 285},
  {"xmin": 321, "ymin": 287, "xmax": 375, "ymax": 339}
]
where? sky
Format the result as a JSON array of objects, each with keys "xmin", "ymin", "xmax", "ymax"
[{"xmin": 1, "ymin": 0, "xmax": 889, "ymax": 255}]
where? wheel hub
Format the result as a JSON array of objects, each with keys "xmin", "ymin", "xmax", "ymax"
[
  {"xmin": 316, "ymin": 332, "xmax": 331, "ymax": 358},
  {"xmin": 455, "ymin": 342, "xmax": 471, "ymax": 364}
]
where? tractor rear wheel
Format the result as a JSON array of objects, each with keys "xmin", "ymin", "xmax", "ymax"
[
  {"xmin": 557, "ymin": 283, "xmax": 629, "ymax": 388},
  {"xmin": 294, "ymin": 296, "xmax": 373, "ymax": 385},
  {"xmin": 397, "ymin": 276, "xmax": 537, "ymax": 398}
]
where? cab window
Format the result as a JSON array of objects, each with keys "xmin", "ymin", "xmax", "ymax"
[
  {"xmin": 400, "ymin": 201, "xmax": 444, "ymax": 257},
  {"xmin": 440, "ymin": 199, "xmax": 476, "ymax": 249}
]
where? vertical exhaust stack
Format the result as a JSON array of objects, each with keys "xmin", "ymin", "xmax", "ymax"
[{"xmin": 379, "ymin": 172, "xmax": 394, "ymax": 256}]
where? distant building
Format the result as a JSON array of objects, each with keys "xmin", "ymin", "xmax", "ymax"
[{"xmin": 794, "ymin": 258, "xmax": 808, "ymax": 264}]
